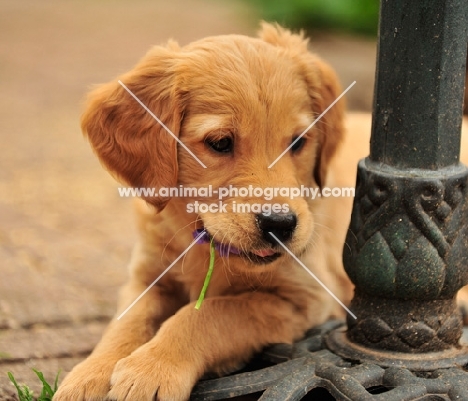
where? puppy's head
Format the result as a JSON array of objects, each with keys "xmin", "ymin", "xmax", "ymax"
[{"xmin": 82, "ymin": 23, "xmax": 344, "ymax": 269}]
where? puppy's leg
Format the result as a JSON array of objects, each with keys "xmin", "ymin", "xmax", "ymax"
[
  {"xmin": 107, "ymin": 291, "xmax": 313, "ymax": 401},
  {"xmin": 54, "ymin": 279, "xmax": 178, "ymax": 401}
]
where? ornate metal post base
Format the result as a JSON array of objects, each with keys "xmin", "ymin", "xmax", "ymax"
[{"xmin": 326, "ymin": 160, "xmax": 468, "ymax": 370}]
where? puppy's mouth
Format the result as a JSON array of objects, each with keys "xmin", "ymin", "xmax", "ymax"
[
  {"xmin": 245, "ymin": 249, "xmax": 282, "ymax": 265},
  {"xmin": 193, "ymin": 229, "xmax": 282, "ymax": 265}
]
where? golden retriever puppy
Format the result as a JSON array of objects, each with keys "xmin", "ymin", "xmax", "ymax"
[{"xmin": 54, "ymin": 23, "xmax": 354, "ymax": 401}]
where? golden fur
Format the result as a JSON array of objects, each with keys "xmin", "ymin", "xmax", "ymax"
[{"xmin": 54, "ymin": 23, "xmax": 468, "ymax": 401}]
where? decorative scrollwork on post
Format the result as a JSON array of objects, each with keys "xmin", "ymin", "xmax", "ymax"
[{"xmin": 341, "ymin": 159, "xmax": 468, "ymax": 353}]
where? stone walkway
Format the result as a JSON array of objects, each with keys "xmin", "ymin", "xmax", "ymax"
[{"xmin": 0, "ymin": 1, "xmax": 379, "ymax": 399}]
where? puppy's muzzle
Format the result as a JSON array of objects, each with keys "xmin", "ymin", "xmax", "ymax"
[{"xmin": 256, "ymin": 212, "xmax": 297, "ymax": 245}]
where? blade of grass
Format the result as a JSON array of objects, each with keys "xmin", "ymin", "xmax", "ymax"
[
  {"xmin": 7, "ymin": 372, "xmax": 25, "ymax": 398},
  {"xmin": 195, "ymin": 239, "xmax": 216, "ymax": 309},
  {"xmin": 53, "ymin": 369, "xmax": 61, "ymax": 392},
  {"xmin": 33, "ymin": 369, "xmax": 54, "ymax": 397},
  {"xmin": 7, "ymin": 372, "xmax": 34, "ymax": 401}
]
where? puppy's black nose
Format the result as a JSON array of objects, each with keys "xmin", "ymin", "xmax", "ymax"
[{"xmin": 256, "ymin": 213, "xmax": 297, "ymax": 245}]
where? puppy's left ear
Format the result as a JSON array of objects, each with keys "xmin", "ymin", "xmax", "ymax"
[
  {"xmin": 259, "ymin": 22, "xmax": 345, "ymax": 188},
  {"xmin": 304, "ymin": 57, "xmax": 345, "ymax": 189}
]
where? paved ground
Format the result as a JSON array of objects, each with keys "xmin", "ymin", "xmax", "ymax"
[{"xmin": 0, "ymin": 1, "xmax": 380, "ymax": 399}]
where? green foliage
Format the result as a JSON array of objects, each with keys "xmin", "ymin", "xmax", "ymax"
[
  {"xmin": 7, "ymin": 372, "xmax": 34, "ymax": 401},
  {"xmin": 247, "ymin": 0, "xmax": 379, "ymax": 36},
  {"xmin": 7, "ymin": 370, "xmax": 60, "ymax": 401}
]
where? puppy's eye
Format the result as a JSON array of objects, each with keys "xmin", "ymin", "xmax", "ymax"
[
  {"xmin": 205, "ymin": 137, "xmax": 233, "ymax": 154},
  {"xmin": 290, "ymin": 136, "xmax": 306, "ymax": 153}
]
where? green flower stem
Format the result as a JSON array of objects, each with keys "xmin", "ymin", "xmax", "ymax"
[{"xmin": 195, "ymin": 240, "xmax": 215, "ymax": 310}]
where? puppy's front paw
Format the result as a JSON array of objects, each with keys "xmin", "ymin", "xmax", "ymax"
[
  {"xmin": 54, "ymin": 358, "xmax": 114, "ymax": 401},
  {"xmin": 107, "ymin": 348, "xmax": 198, "ymax": 401}
]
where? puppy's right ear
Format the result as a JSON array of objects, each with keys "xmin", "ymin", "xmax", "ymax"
[{"xmin": 81, "ymin": 43, "xmax": 184, "ymax": 211}]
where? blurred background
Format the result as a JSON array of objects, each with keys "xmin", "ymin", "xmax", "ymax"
[
  {"xmin": 0, "ymin": 0, "xmax": 463, "ymax": 399},
  {"xmin": 248, "ymin": 0, "xmax": 379, "ymax": 35}
]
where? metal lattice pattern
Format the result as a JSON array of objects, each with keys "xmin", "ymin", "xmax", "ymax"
[{"xmin": 190, "ymin": 322, "xmax": 468, "ymax": 401}]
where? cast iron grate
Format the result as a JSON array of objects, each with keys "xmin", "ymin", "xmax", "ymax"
[{"xmin": 190, "ymin": 321, "xmax": 468, "ymax": 401}]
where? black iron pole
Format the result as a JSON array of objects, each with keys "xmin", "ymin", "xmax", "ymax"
[{"xmin": 327, "ymin": 0, "xmax": 468, "ymax": 369}]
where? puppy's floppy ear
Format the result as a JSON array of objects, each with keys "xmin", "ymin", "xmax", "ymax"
[
  {"xmin": 306, "ymin": 58, "xmax": 345, "ymax": 189},
  {"xmin": 81, "ymin": 43, "xmax": 184, "ymax": 211},
  {"xmin": 259, "ymin": 22, "xmax": 345, "ymax": 188}
]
